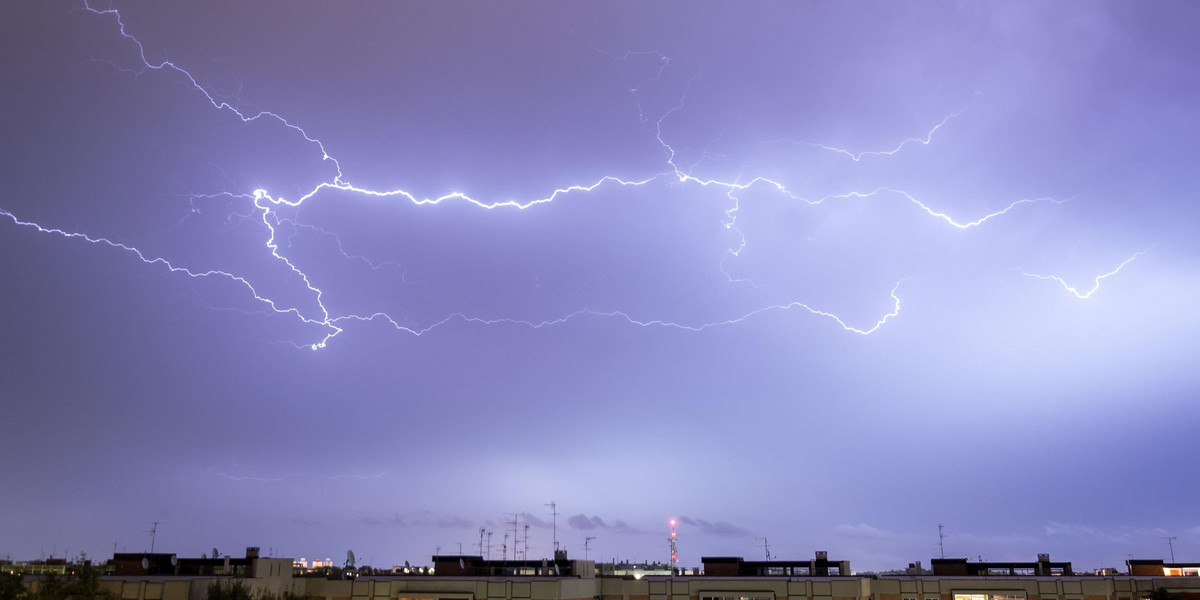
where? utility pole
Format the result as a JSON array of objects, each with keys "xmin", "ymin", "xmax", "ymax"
[
  {"xmin": 585, "ymin": 537, "xmax": 596, "ymax": 560},
  {"xmin": 938, "ymin": 524, "xmax": 947, "ymax": 559},
  {"xmin": 546, "ymin": 501, "xmax": 558, "ymax": 553},
  {"xmin": 147, "ymin": 522, "xmax": 159, "ymax": 553}
]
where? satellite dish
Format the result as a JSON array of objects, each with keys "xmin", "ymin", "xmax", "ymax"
[
  {"xmin": 346, "ymin": 550, "xmax": 356, "ymax": 568},
  {"xmin": 171, "ymin": 556, "xmax": 178, "ymax": 566},
  {"xmin": 141, "ymin": 558, "xmax": 149, "ymax": 570},
  {"xmin": 404, "ymin": 561, "xmax": 410, "ymax": 568},
  {"xmin": 554, "ymin": 564, "xmax": 560, "ymax": 576},
  {"xmin": 212, "ymin": 548, "xmax": 220, "ymax": 559},
  {"xmin": 459, "ymin": 559, "xmax": 465, "ymax": 569}
]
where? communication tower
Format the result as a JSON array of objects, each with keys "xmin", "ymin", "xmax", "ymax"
[{"xmin": 668, "ymin": 518, "xmax": 678, "ymax": 569}]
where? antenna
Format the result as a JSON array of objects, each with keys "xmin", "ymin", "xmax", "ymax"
[
  {"xmin": 487, "ymin": 531, "xmax": 493, "ymax": 560},
  {"xmin": 503, "ymin": 533, "xmax": 509, "ymax": 562},
  {"xmin": 147, "ymin": 522, "xmax": 159, "ymax": 553},
  {"xmin": 585, "ymin": 537, "xmax": 596, "ymax": 560},
  {"xmin": 668, "ymin": 518, "xmax": 678, "ymax": 569},
  {"xmin": 506, "ymin": 514, "xmax": 520, "ymax": 560},
  {"xmin": 457, "ymin": 542, "xmax": 463, "ymax": 555},
  {"xmin": 755, "ymin": 537, "xmax": 773, "ymax": 561},
  {"xmin": 1160, "ymin": 536, "xmax": 1178, "ymax": 562},
  {"xmin": 112, "ymin": 541, "xmax": 119, "ymax": 557},
  {"xmin": 938, "ymin": 524, "xmax": 947, "ymax": 559},
  {"xmin": 523, "ymin": 524, "xmax": 530, "ymax": 560},
  {"xmin": 546, "ymin": 501, "xmax": 558, "ymax": 552},
  {"xmin": 478, "ymin": 528, "xmax": 486, "ymax": 555}
]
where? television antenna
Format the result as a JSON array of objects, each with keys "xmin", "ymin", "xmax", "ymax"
[
  {"xmin": 938, "ymin": 524, "xmax": 948, "ymax": 559},
  {"xmin": 1160, "ymin": 536, "xmax": 1178, "ymax": 562},
  {"xmin": 546, "ymin": 501, "xmax": 558, "ymax": 552},
  {"xmin": 584, "ymin": 537, "xmax": 596, "ymax": 560},
  {"xmin": 147, "ymin": 522, "xmax": 159, "ymax": 553},
  {"xmin": 505, "ymin": 514, "xmax": 520, "ymax": 560},
  {"xmin": 755, "ymin": 537, "xmax": 773, "ymax": 561}
]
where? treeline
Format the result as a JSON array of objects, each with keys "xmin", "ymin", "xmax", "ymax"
[
  {"xmin": 1, "ymin": 563, "xmax": 113, "ymax": 600},
  {"xmin": 0, "ymin": 575, "xmax": 303, "ymax": 600}
]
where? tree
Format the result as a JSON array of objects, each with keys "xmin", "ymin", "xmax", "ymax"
[
  {"xmin": 206, "ymin": 581, "xmax": 254, "ymax": 600},
  {"xmin": 62, "ymin": 558, "xmax": 113, "ymax": 600},
  {"xmin": 28, "ymin": 572, "xmax": 62, "ymax": 600},
  {"xmin": 0, "ymin": 573, "xmax": 26, "ymax": 600},
  {"xmin": 22, "ymin": 559, "xmax": 115, "ymax": 600}
]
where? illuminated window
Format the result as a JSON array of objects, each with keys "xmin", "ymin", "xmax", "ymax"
[
  {"xmin": 955, "ymin": 593, "xmax": 1025, "ymax": 600},
  {"xmin": 954, "ymin": 593, "xmax": 989, "ymax": 600}
]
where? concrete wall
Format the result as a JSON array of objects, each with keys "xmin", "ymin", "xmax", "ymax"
[{"xmin": 83, "ymin": 569, "xmax": 1200, "ymax": 600}]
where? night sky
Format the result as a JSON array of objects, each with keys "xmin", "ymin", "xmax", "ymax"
[{"xmin": 2, "ymin": 2, "xmax": 1199, "ymax": 572}]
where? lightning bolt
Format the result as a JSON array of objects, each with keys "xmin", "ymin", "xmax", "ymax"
[
  {"xmin": 798, "ymin": 102, "xmax": 974, "ymax": 161},
  {"xmin": 331, "ymin": 279, "xmax": 903, "ymax": 337},
  {"xmin": 0, "ymin": 208, "xmax": 341, "ymax": 343},
  {"xmin": 813, "ymin": 188, "xmax": 1068, "ymax": 230},
  {"xmin": 1022, "ymin": 251, "xmax": 1146, "ymax": 299},
  {"xmin": 0, "ymin": 4, "xmax": 1089, "ymax": 350}
]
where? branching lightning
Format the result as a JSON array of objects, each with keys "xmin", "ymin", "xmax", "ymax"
[
  {"xmin": 0, "ymin": 4, "xmax": 1110, "ymax": 349},
  {"xmin": 331, "ymin": 279, "xmax": 902, "ymax": 337},
  {"xmin": 1022, "ymin": 251, "xmax": 1146, "ymax": 299},
  {"xmin": 0, "ymin": 207, "xmax": 335, "ymax": 335},
  {"xmin": 801, "ymin": 103, "xmax": 973, "ymax": 161},
  {"xmin": 813, "ymin": 188, "xmax": 1068, "ymax": 230}
]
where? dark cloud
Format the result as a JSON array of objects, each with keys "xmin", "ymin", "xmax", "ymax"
[
  {"xmin": 568, "ymin": 514, "xmax": 639, "ymax": 533},
  {"xmin": 524, "ymin": 514, "xmax": 551, "ymax": 528},
  {"xmin": 678, "ymin": 517, "xmax": 749, "ymax": 538},
  {"xmin": 421, "ymin": 516, "xmax": 474, "ymax": 529},
  {"xmin": 568, "ymin": 514, "xmax": 603, "ymax": 531}
]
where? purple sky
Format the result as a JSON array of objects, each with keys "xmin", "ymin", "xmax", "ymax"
[{"xmin": 2, "ymin": 1, "xmax": 1199, "ymax": 572}]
